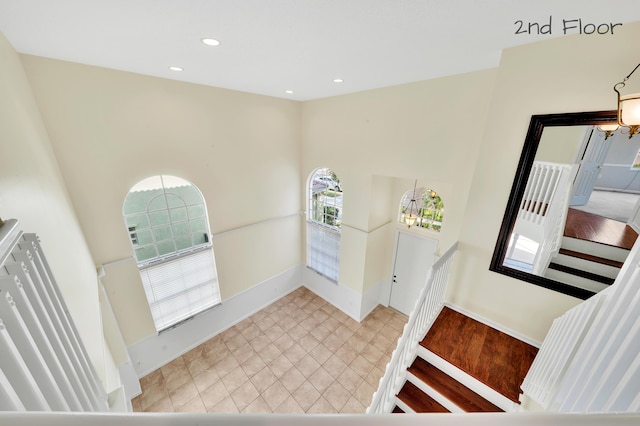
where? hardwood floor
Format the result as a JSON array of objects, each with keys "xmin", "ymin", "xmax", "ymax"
[
  {"xmin": 421, "ymin": 307, "xmax": 538, "ymax": 403},
  {"xmin": 564, "ymin": 208, "xmax": 638, "ymax": 250}
]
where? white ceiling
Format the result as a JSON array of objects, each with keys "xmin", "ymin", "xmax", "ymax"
[{"xmin": 1, "ymin": 1, "xmax": 639, "ymax": 100}]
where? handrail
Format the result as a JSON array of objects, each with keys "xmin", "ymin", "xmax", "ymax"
[
  {"xmin": 520, "ymin": 287, "xmax": 609, "ymax": 408},
  {"xmin": 521, "ymin": 232, "xmax": 640, "ymax": 412},
  {"xmin": 367, "ymin": 242, "xmax": 458, "ymax": 414}
]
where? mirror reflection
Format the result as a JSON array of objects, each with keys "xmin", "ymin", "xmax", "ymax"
[{"xmin": 491, "ymin": 112, "xmax": 640, "ymax": 299}]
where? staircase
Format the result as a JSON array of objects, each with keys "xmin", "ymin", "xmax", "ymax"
[
  {"xmin": 544, "ymin": 209, "xmax": 638, "ymax": 295},
  {"xmin": 392, "ymin": 307, "xmax": 537, "ymax": 414},
  {"xmin": 546, "ymin": 237, "xmax": 627, "ymax": 293}
]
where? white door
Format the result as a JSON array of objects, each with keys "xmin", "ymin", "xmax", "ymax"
[
  {"xmin": 570, "ymin": 128, "xmax": 611, "ymax": 206},
  {"xmin": 628, "ymin": 196, "xmax": 640, "ymax": 233},
  {"xmin": 389, "ymin": 232, "xmax": 438, "ymax": 316}
]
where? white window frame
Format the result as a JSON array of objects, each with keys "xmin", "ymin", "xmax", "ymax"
[
  {"xmin": 307, "ymin": 168, "xmax": 342, "ymax": 282},
  {"xmin": 123, "ymin": 175, "xmax": 221, "ymax": 332}
]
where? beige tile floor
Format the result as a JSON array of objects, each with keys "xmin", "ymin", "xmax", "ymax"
[{"xmin": 132, "ymin": 287, "xmax": 407, "ymax": 414}]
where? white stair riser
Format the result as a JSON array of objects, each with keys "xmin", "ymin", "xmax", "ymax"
[
  {"xmin": 417, "ymin": 347, "xmax": 516, "ymax": 412},
  {"xmin": 393, "ymin": 397, "xmax": 414, "ymax": 413},
  {"xmin": 545, "ymin": 269, "xmax": 610, "ymax": 293},
  {"xmin": 553, "ymin": 254, "xmax": 620, "ymax": 279},
  {"xmin": 562, "ymin": 237, "xmax": 629, "ymax": 262},
  {"xmin": 406, "ymin": 371, "xmax": 464, "ymax": 413}
]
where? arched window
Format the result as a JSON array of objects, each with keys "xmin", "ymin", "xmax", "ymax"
[
  {"xmin": 307, "ymin": 168, "xmax": 342, "ymax": 282},
  {"xmin": 123, "ymin": 175, "xmax": 220, "ymax": 332},
  {"xmin": 399, "ymin": 187, "xmax": 444, "ymax": 231}
]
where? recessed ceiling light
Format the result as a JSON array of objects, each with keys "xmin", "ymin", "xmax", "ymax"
[
  {"xmin": 202, "ymin": 38, "xmax": 221, "ymax": 46},
  {"xmin": 169, "ymin": 66, "xmax": 183, "ymax": 72},
  {"xmin": 333, "ymin": 78, "xmax": 344, "ymax": 83},
  {"xmin": 285, "ymin": 90, "xmax": 294, "ymax": 94}
]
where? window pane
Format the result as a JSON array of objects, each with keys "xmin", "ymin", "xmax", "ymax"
[
  {"xmin": 165, "ymin": 192, "xmax": 186, "ymax": 209},
  {"xmin": 149, "ymin": 210, "xmax": 170, "ymax": 226},
  {"xmin": 124, "ymin": 214, "xmax": 149, "ymax": 228},
  {"xmin": 191, "ymin": 218, "xmax": 206, "ymax": 233},
  {"xmin": 170, "ymin": 207, "xmax": 188, "ymax": 222},
  {"xmin": 147, "ymin": 194, "xmax": 168, "ymax": 212},
  {"xmin": 157, "ymin": 240, "xmax": 176, "ymax": 256},
  {"xmin": 192, "ymin": 233, "xmax": 208, "ymax": 246},
  {"xmin": 179, "ymin": 186, "xmax": 203, "ymax": 205},
  {"xmin": 172, "ymin": 222, "xmax": 190, "ymax": 237},
  {"xmin": 153, "ymin": 225, "xmax": 173, "ymax": 242},
  {"xmin": 188, "ymin": 204, "xmax": 205, "ymax": 219},
  {"xmin": 175, "ymin": 235, "xmax": 192, "ymax": 251},
  {"xmin": 136, "ymin": 229, "xmax": 154, "ymax": 245},
  {"xmin": 135, "ymin": 246, "xmax": 157, "ymax": 262}
]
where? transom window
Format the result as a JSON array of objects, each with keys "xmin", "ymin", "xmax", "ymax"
[
  {"xmin": 123, "ymin": 175, "xmax": 221, "ymax": 332},
  {"xmin": 399, "ymin": 187, "xmax": 444, "ymax": 231},
  {"xmin": 307, "ymin": 168, "xmax": 342, "ymax": 282}
]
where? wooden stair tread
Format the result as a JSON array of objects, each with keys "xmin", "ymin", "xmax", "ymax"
[
  {"xmin": 548, "ymin": 262, "xmax": 615, "ymax": 285},
  {"xmin": 558, "ymin": 248, "xmax": 624, "ymax": 268},
  {"xmin": 565, "ymin": 208, "xmax": 638, "ymax": 250},
  {"xmin": 397, "ymin": 381, "xmax": 450, "ymax": 413},
  {"xmin": 408, "ymin": 357, "xmax": 503, "ymax": 412},
  {"xmin": 421, "ymin": 307, "xmax": 538, "ymax": 403}
]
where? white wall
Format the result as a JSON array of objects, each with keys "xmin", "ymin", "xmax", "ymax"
[
  {"xmin": 20, "ymin": 55, "xmax": 303, "ymax": 347},
  {"xmin": 450, "ymin": 22, "xmax": 640, "ymax": 342},
  {"xmin": 0, "ymin": 33, "xmax": 114, "ymax": 386}
]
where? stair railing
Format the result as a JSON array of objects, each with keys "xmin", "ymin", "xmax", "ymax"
[
  {"xmin": 367, "ymin": 242, "xmax": 458, "ymax": 414},
  {"xmin": 0, "ymin": 220, "xmax": 108, "ymax": 411},
  {"xmin": 511, "ymin": 161, "xmax": 575, "ymax": 275},
  {"xmin": 521, "ymin": 234, "xmax": 640, "ymax": 412},
  {"xmin": 519, "ymin": 286, "xmax": 609, "ymax": 409}
]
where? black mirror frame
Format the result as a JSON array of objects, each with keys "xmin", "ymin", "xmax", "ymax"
[{"xmin": 489, "ymin": 110, "xmax": 619, "ymax": 300}]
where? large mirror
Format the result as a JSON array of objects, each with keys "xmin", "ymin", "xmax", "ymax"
[{"xmin": 490, "ymin": 111, "xmax": 640, "ymax": 299}]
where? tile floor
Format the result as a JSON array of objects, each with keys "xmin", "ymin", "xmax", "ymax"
[{"xmin": 132, "ymin": 287, "xmax": 407, "ymax": 414}]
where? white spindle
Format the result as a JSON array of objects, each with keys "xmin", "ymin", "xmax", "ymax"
[
  {"xmin": 367, "ymin": 242, "xmax": 458, "ymax": 414},
  {"xmin": 0, "ymin": 275, "xmax": 83, "ymax": 411},
  {"xmin": 0, "ymin": 319, "xmax": 49, "ymax": 410},
  {"xmin": 0, "ymin": 221, "xmax": 108, "ymax": 412},
  {"xmin": 21, "ymin": 235, "xmax": 107, "ymax": 410},
  {"xmin": 0, "ymin": 290, "xmax": 69, "ymax": 411},
  {"xmin": 0, "ymin": 367, "xmax": 24, "ymax": 411}
]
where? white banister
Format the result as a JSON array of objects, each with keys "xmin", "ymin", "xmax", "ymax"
[
  {"xmin": 367, "ymin": 242, "xmax": 458, "ymax": 414},
  {"xmin": 0, "ymin": 220, "xmax": 108, "ymax": 412},
  {"xmin": 521, "ymin": 233, "xmax": 640, "ymax": 412},
  {"xmin": 511, "ymin": 161, "xmax": 575, "ymax": 275}
]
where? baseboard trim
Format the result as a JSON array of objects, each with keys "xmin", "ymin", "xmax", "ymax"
[
  {"xmin": 302, "ymin": 267, "xmax": 363, "ymax": 322},
  {"xmin": 359, "ymin": 279, "xmax": 387, "ymax": 321},
  {"xmin": 127, "ymin": 265, "xmax": 303, "ymax": 378}
]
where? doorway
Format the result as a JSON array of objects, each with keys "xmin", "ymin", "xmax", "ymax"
[{"xmin": 389, "ymin": 231, "xmax": 438, "ymax": 316}]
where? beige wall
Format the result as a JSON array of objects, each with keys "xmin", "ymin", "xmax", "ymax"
[
  {"xmin": 300, "ymin": 70, "xmax": 497, "ymax": 296},
  {"xmin": 536, "ymin": 125, "xmax": 587, "ymax": 164},
  {"xmin": 21, "ymin": 56, "xmax": 302, "ymax": 345},
  {"xmin": 450, "ymin": 22, "xmax": 640, "ymax": 342},
  {"xmin": 0, "ymin": 34, "xmax": 111, "ymax": 380}
]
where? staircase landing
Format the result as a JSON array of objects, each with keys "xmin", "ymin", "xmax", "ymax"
[{"xmin": 420, "ymin": 306, "xmax": 538, "ymax": 404}]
